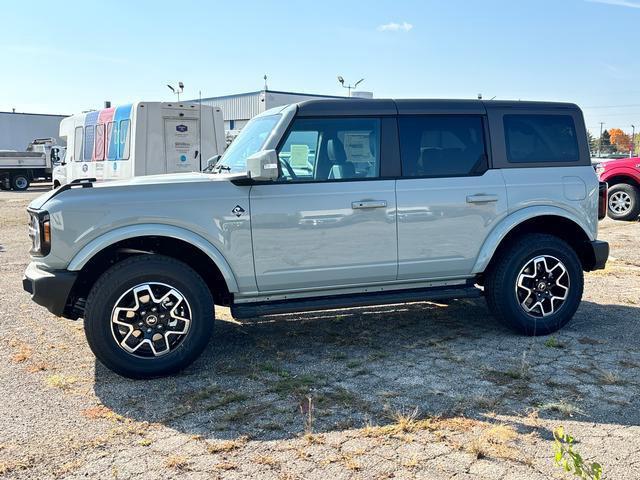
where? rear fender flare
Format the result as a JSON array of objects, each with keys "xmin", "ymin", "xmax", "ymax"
[{"xmin": 472, "ymin": 206, "xmax": 593, "ymax": 274}]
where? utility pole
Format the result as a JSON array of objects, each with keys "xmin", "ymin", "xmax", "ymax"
[{"xmin": 598, "ymin": 122, "xmax": 605, "ymax": 157}]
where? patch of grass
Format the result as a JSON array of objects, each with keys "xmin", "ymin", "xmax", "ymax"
[
  {"xmin": 267, "ymin": 373, "xmax": 325, "ymax": 397},
  {"xmin": 82, "ymin": 405, "xmax": 125, "ymax": 422},
  {"xmin": 46, "ymin": 374, "xmax": 77, "ymax": 390},
  {"xmin": 258, "ymin": 361, "xmax": 281, "ymax": 374},
  {"xmin": 466, "ymin": 424, "xmax": 519, "ymax": 461},
  {"xmin": 138, "ymin": 438, "xmax": 152, "ymax": 447},
  {"xmin": 206, "ymin": 436, "xmax": 247, "ymax": 454},
  {"xmin": 539, "ymin": 400, "xmax": 584, "ymax": 417},
  {"xmin": 346, "ymin": 360, "xmax": 363, "ymax": 369},
  {"xmin": 599, "ymin": 370, "xmax": 625, "ymax": 386},
  {"xmin": 214, "ymin": 461, "xmax": 237, "ymax": 470},
  {"xmin": 206, "ymin": 392, "xmax": 249, "ymax": 411},
  {"xmin": 253, "ymin": 455, "xmax": 279, "ymax": 466},
  {"xmin": 402, "ymin": 455, "xmax": 420, "ymax": 468},
  {"xmin": 619, "ymin": 359, "xmax": 639, "ymax": 369},
  {"xmin": 11, "ymin": 343, "xmax": 32, "ymax": 363},
  {"xmin": 164, "ymin": 455, "xmax": 189, "ymax": 471},
  {"xmin": 544, "ymin": 337, "xmax": 564, "ymax": 349}
]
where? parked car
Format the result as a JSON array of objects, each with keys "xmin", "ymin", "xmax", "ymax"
[
  {"xmin": 23, "ymin": 99, "xmax": 609, "ymax": 378},
  {"xmin": 594, "ymin": 157, "xmax": 640, "ymax": 221}
]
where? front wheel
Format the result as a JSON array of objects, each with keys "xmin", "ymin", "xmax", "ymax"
[
  {"xmin": 84, "ymin": 255, "xmax": 214, "ymax": 378},
  {"xmin": 607, "ymin": 183, "xmax": 640, "ymax": 221},
  {"xmin": 485, "ymin": 234, "xmax": 583, "ymax": 336},
  {"xmin": 11, "ymin": 174, "xmax": 30, "ymax": 191}
]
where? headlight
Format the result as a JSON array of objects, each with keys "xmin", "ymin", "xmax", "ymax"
[
  {"xmin": 28, "ymin": 210, "xmax": 50, "ymax": 256},
  {"xmin": 594, "ymin": 163, "xmax": 605, "ymax": 177}
]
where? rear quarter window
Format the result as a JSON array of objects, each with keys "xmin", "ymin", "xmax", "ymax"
[{"xmin": 504, "ymin": 114, "xmax": 579, "ymax": 163}]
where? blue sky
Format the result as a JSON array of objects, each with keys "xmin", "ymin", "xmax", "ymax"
[{"xmin": 2, "ymin": 0, "xmax": 640, "ymax": 135}]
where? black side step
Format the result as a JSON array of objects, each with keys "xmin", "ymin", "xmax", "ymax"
[{"xmin": 231, "ymin": 285, "xmax": 482, "ymax": 319}]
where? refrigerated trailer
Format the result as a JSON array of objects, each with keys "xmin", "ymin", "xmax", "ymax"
[{"xmin": 53, "ymin": 101, "xmax": 225, "ymax": 187}]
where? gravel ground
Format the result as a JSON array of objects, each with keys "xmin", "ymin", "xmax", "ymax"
[{"xmin": 1, "ymin": 184, "xmax": 639, "ymax": 479}]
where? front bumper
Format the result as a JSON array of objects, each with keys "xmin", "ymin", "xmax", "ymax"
[
  {"xmin": 22, "ymin": 262, "xmax": 77, "ymax": 317},
  {"xmin": 588, "ymin": 240, "xmax": 609, "ymax": 271}
]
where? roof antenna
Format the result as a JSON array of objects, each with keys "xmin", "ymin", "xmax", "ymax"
[{"xmin": 263, "ymin": 74, "xmax": 268, "ymax": 91}]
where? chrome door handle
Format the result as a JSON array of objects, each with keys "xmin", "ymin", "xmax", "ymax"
[
  {"xmin": 466, "ymin": 194, "xmax": 499, "ymax": 204},
  {"xmin": 352, "ymin": 200, "xmax": 387, "ymax": 209}
]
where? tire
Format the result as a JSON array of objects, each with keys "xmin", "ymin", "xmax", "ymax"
[
  {"xmin": 485, "ymin": 234, "xmax": 583, "ymax": 336},
  {"xmin": 607, "ymin": 183, "xmax": 640, "ymax": 221},
  {"xmin": 11, "ymin": 174, "xmax": 30, "ymax": 191},
  {"xmin": 84, "ymin": 255, "xmax": 214, "ymax": 379}
]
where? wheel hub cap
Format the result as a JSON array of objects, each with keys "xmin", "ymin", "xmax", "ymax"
[
  {"xmin": 110, "ymin": 282, "xmax": 192, "ymax": 358},
  {"xmin": 515, "ymin": 255, "xmax": 570, "ymax": 318},
  {"xmin": 609, "ymin": 192, "xmax": 631, "ymax": 214}
]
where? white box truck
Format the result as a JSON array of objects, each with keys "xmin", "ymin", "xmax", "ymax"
[{"xmin": 53, "ymin": 101, "xmax": 225, "ymax": 187}]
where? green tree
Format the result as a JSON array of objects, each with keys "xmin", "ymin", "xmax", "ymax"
[
  {"xmin": 587, "ymin": 131, "xmax": 598, "ymax": 154},
  {"xmin": 598, "ymin": 130, "xmax": 613, "ymax": 155}
]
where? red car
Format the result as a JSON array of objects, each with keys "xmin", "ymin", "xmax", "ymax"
[{"xmin": 595, "ymin": 157, "xmax": 640, "ymax": 221}]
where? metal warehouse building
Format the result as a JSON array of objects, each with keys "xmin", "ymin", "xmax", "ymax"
[
  {"xmin": 0, "ymin": 111, "xmax": 68, "ymax": 150},
  {"xmin": 197, "ymin": 90, "xmax": 347, "ymax": 131}
]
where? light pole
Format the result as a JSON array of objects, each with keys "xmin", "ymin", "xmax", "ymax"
[
  {"xmin": 167, "ymin": 82, "xmax": 184, "ymax": 101},
  {"xmin": 598, "ymin": 122, "xmax": 605, "ymax": 158},
  {"xmin": 632, "ymin": 125, "xmax": 636, "ymax": 157},
  {"xmin": 337, "ymin": 76, "xmax": 364, "ymax": 97}
]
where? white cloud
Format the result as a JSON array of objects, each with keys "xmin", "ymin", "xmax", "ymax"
[
  {"xmin": 377, "ymin": 21, "xmax": 413, "ymax": 32},
  {"xmin": 586, "ymin": 0, "xmax": 640, "ymax": 8}
]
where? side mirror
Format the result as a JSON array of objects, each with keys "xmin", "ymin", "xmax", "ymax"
[
  {"xmin": 206, "ymin": 155, "xmax": 221, "ymax": 171},
  {"xmin": 246, "ymin": 150, "xmax": 279, "ymax": 181}
]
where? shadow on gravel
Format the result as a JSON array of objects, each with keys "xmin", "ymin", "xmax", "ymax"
[{"xmin": 94, "ymin": 299, "xmax": 640, "ymax": 441}]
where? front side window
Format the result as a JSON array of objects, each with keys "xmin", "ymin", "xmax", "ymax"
[
  {"xmin": 277, "ymin": 117, "xmax": 380, "ymax": 182},
  {"xmin": 504, "ymin": 114, "xmax": 579, "ymax": 163},
  {"xmin": 215, "ymin": 114, "xmax": 281, "ymax": 173},
  {"xmin": 73, "ymin": 126, "xmax": 83, "ymax": 162},
  {"xmin": 399, "ymin": 115, "xmax": 486, "ymax": 178}
]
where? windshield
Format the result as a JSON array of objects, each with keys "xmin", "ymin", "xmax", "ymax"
[{"xmin": 215, "ymin": 114, "xmax": 281, "ymax": 173}]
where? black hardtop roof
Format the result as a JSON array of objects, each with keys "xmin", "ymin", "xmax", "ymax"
[{"xmin": 295, "ymin": 98, "xmax": 580, "ymax": 117}]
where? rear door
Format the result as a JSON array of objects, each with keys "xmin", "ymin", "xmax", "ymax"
[
  {"xmin": 395, "ymin": 113, "xmax": 508, "ymax": 279},
  {"xmin": 250, "ymin": 116, "xmax": 398, "ymax": 292},
  {"xmin": 164, "ymin": 118, "xmax": 199, "ymax": 173}
]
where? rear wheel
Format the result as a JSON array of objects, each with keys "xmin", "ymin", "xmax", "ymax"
[
  {"xmin": 607, "ymin": 183, "xmax": 640, "ymax": 221},
  {"xmin": 84, "ymin": 255, "xmax": 214, "ymax": 378},
  {"xmin": 485, "ymin": 234, "xmax": 583, "ymax": 336},
  {"xmin": 11, "ymin": 174, "xmax": 30, "ymax": 191}
]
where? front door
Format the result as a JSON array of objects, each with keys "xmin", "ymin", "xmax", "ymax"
[
  {"xmin": 395, "ymin": 115, "xmax": 508, "ymax": 279},
  {"xmin": 250, "ymin": 117, "xmax": 398, "ymax": 292}
]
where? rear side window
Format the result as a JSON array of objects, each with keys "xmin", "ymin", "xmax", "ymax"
[
  {"xmin": 399, "ymin": 116, "xmax": 487, "ymax": 178},
  {"xmin": 83, "ymin": 125, "xmax": 95, "ymax": 161},
  {"xmin": 504, "ymin": 115, "xmax": 578, "ymax": 163}
]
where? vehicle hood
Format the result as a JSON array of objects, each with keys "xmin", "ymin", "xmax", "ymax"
[{"xmin": 28, "ymin": 172, "xmax": 243, "ymax": 210}]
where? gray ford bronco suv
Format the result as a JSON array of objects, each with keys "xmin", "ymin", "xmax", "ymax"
[{"xmin": 23, "ymin": 99, "xmax": 609, "ymax": 378}]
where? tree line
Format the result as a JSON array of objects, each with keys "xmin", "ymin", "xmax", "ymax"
[{"xmin": 589, "ymin": 129, "xmax": 639, "ymax": 157}]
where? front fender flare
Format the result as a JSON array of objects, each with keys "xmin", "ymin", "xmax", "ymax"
[
  {"xmin": 471, "ymin": 206, "xmax": 593, "ymax": 274},
  {"xmin": 66, "ymin": 224, "xmax": 239, "ymax": 292}
]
